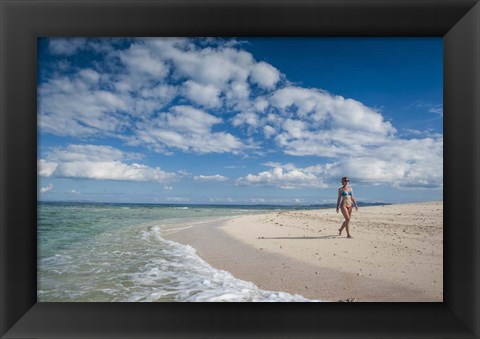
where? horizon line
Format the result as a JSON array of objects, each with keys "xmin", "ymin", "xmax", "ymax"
[{"xmin": 37, "ymin": 199, "xmax": 442, "ymax": 206}]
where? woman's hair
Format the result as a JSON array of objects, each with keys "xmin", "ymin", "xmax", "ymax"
[{"xmin": 341, "ymin": 176, "xmax": 349, "ymax": 182}]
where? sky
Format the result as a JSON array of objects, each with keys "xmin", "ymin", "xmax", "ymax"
[{"xmin": 37, "ymin": 37, "xmax": 443, "ymax": 205}]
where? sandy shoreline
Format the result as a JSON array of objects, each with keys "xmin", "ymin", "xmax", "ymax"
[{"xmin": 165, "ymin": 201, "xmax": 443, "ymax": 302}]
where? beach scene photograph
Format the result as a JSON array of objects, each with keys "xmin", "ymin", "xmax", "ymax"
[{"xmin": 38, "ymin": 37, "xmax": 443, "ymax": 302}]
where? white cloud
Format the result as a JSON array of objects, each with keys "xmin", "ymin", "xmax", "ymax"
[
  {"xmin": 412, "ymin": 101, "xmax": 443, "ymax": 117},
  {"xmin": 78, "ymin": 69, "xmax": 101, "ymax": 84},
  {"xmin": 194, "ymin": 175, "xmax": 229, "ymax": 182},
  {"xmin": 232, "ymin": 112, "xmax": 260, "ymax": 128},
  {"xmin": 282, "ymin": 119, "xmax": 307, "ymax": 139},
  {"xmin": 40, "ymin": 184, "xmax": 54, "ymax": 193},
  {"xmin": 250, "ymin": 61, "xmax": 281, "ymax": 89},
  {"xmin": 133, "ymin": 105, "xmax": 245, "ymax": 154},
  {"xmin": 263, "ymin": 125, "xmax": 276, "ymax": 138},
  {"xmin": 269, "ymin": 86, "xmax": 395, "ymax": 136},
  {"xmin": 237, "ymin": 165, "xmax": 326, "ymax": 190},
  {"xmin": 44, "ymin": 144, "xmax": 143, "ymax": 163},
  {"xmin": 265, "ymin": 87, "xmax": 397, "ymax": 157},
  {"xmin": 165, "ymin": 197, "xmax": 190, "ymax": 202},
  {"xmin": 139, "ymin": 84, "xmax": 177, "ymax": 100},
  {"xmin": 181, "ymin": 80, "xmax": 222, "ymax": 108},
  {"xmin": 132, "ymin": 84, "xmax": 178, "ymax": 117},
  {"xmin": 254, "ymin": 97, "xmax": 269, "ymax": 112},
  {"xmin": 38, "ymin": 73, "xmax": 130, "ymax": 137},
  {"xmin": 402, "ymin": 128, "xmax": 442, "ymax": 138},
  {"xmin": 39, "ymin": 38, "xmax": 442, "ymax": 192},
  {"xmin": 38, "ymin": 159, "xmax": 58, "ymax": 177},
  {"xmin": 263, "ymin": 162, "xmax": 297, "ymax": 171},
  {"xmin": 236, "ymin": 134, "xmax": 443, "ymax": 191},
  {"xmin": 224, "ymin": 165, "xmax": 245, "ymax": 169},
  {"xmin": 52, "ymin": 161, "xmax": 176, "ymax": 183},
  {"xmin": 249, "ymin": 198, "xmax": 266, "ymax": 203},
  {"xmin": 49, "ymin": 38, "xmax": 87, "ymax": 55},
  {"xmin": 40, "ymin": 40, "xmax": 181, "ymax": 139},
  {"xmin": 143, "ymin": 38, "xmax": 283, "ymax": 113},
  {"xmin": 165, "ymin": 105, "xmax": 222, "ymax": 133},
  {"xmin": 314, "ymin": 137, "xmax": 443, "ymax": 189},
  {"xmin": 118, "ymin": 43, "xmax": 170, "ymax": 79},
  {"xmin": 38, "ymin": 144, "xmax": 177, "ymax": 183},
  {"xmin": 225, "ymin": 80, "xmax": 250, "ymax": 104},
  {"xmin": 429, "ymin": 106, "xmax": 443, "ymax": 116},
  {"xmin": 177, "ymin": 170, "xmax": 192, "ymax": 176},
  {"xmin": 155, "ymin": 42, "xmax": 252, "ymax": 88},
  {"xmin": 228, "ymin": 85, "xmax": 398, "ymax": 158}
]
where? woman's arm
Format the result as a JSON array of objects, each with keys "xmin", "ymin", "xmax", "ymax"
[
  {"xmin": 351, "ymin": 190, "xmax": 358, "ymax": 211},
  {"xmin": 336, "ymin": 189, "xmax": 341, "ymax": 213}
]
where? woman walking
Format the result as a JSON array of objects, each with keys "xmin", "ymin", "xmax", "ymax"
[{"xmin": 336, "ymin": 176, "xmax": 358, "ymax": 238}]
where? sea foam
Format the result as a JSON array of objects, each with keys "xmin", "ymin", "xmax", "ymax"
[{"xmin": 38, "ymin": 202, "xmax": 323, "ymax": 302}]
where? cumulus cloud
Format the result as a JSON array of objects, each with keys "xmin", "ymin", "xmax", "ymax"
[
  {"xmin": 331, "ymin": 136, "xmax": 443, "ymax": 190},
  {"xmin": 250, "ymin": 61, "xmax": 281, "ymax": 89},
  {"xmin": 118, "ymin": 43, "xmax": 170, "ymax": 79},
  {"xmin": 194, "ymin": 175, "xmax": 229, "ymax": 182},
  {"xmin": 229, "ymin": 85, "xmax": 399, "ymax": 159},
  {"xmin": 38, "ymin": 73, "xmax": 130, "ymax": 137},
  {"xmin": 237, "ymin": 164, "xmax": 326, "ymax": 190},
  {"xmin": 132, "ymin": 105, "xmax": 245, "ymax": 154},
  {"xmin": 232, "ymin": 112, "xmax": 260, "ymax": 129},
  {"xmin": 263, "ymin": 86, "xmax": 397, "ymax": 157},
  {"xmin": 45, "ymin": 144, "xmax": 142, "ymax": 162},
  {"xmin": 52, "ymin": 161, "xmax": 175, "ymax": 183},
  {"xmin": 130, "ymin": 84, "xmax": 178, "ymax": 117},
  {"xmin": 40, "ymin": 184, "xmax": 54, "ymax": 193},
  {"xmin": 263, "ymin": 125, "xmax": 276, "ymax": 138},
  {"xmin": 143, "ymin": 37, "xmax": 278, "ymax": 116},
  {"xmin": 181, "ymin": 80, "xmax": 222, "ymax": 108},
  {"xmin": 146, "ymin": 38, "xmax": 253, "ymax": 88},
  {"xmin": 49, "ymin": 38, "xmax": 87, "ymax": 55},
  {"xmin": 40, "ymin": 38, "xmax": 281, "ymax": 148},
  {"xmin": 39, "ymin": 37, "xmax": 442, "ymax": 191},
  {"xmin": 402, "ymin": 128, "xmax": 442, "ymax": 138},
  {"xmin": 79, "ymin": 69, "xmax": 101, "ymax": 84},
  {"xmin": 38, "ymin": 144, "xmax": 177, "ymax": 183},
  {"xmin": 237, "ymin": 134, "xmax": 443, "ymax": 190},
  {"xmin": 263, "ymin": 162, "xmax": 297, "ymax": 171},
  {"xmin": 38, "ymin": 159, "xmax": 58, "ymax": 177}
]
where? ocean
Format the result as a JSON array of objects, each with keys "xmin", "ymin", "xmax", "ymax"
[{"xmin": 38, "ymin": 201, "xmax": 323, "ymax": 302}]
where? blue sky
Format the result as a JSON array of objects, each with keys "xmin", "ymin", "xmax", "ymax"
[{"xmin": 38, "ymin": 37, "xmax": 443, "ymax": 205}]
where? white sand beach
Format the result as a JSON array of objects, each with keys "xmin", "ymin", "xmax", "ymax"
[{"xmin": 166, "ymin": 201, "xmax": 443, "ymax": 302}]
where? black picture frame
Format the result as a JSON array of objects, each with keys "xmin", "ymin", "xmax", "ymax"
[{"xmin": 1, "ymin": 0, "xmax": 479, "ymax": 338}]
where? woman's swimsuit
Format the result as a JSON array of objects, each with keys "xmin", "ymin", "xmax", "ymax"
[{"xmin": 341, "ymin": 189, "xmax": 353, "ymax": 207}]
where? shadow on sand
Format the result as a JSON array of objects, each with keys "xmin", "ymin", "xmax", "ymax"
[{"xmin": 258, "ymin": 235, "xmax": 338, "ymax": 240}]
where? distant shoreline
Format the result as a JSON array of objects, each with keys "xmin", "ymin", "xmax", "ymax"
[{"xmin": 37, "ymin": 200, "xmax": 442, "ymax": 208}]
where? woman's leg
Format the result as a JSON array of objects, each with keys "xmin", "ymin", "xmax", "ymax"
[
  {"xmin": 345, "ymin": 206, "xmax": 353, "ymax": 237},
  {"xmin": 340, "ymin": 205, "xmax": 351, "ymax": 237}
]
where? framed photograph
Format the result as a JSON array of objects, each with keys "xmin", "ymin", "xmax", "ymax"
[{"xmin": 1, "ymin": 0, "xmax": 479, "ymax": 338}]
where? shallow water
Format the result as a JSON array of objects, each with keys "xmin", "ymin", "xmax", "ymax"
[{"xmin": 38, "ymin": 202, "xmax": 321, "ymax": 302}]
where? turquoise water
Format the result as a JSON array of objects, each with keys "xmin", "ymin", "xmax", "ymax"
[{"xmin": 38, "ymin": 202, "xmax": 321, "ymax": 302}]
